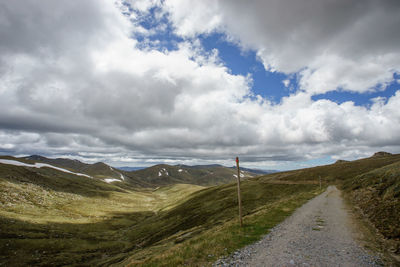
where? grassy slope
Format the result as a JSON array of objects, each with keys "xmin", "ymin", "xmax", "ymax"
[
  {"xmin": 260, "ymin": 153, "xmax": 400, "ymax": 184},
  {"xmin": 132, "ymin": 164, "xmax": 255, "ymax": 186},
  {"xmin": 257, "ymin": 153, "xmax": 400, "ymax": 261},
  {"xmin": 341, "ymin": 161, "xmax": 400, "ymax": 255},
  {"xmin": 13, "ymin": 155, "xmax": 153, "ymax": 188},
  {"xmin": 0, "ymin": 160, "xmax": 320, "ymax": 266},
  {"xmin": 120, "ymin": 182, "xmax": 321, "ymax": 266},
  {"xmin": 1, "ymin": 153, "xmax": 399, "ymax": 266},
  {"xmin": 127, "ymin": 153, "xmax": 400, "ymax": 266},
  {"xmin": 12, "ymin": 155, "xmax": 257, "ymax": 187},
  {"xmin": 0, "ymin": 172, "xmax": 204, "ymax": 266}
]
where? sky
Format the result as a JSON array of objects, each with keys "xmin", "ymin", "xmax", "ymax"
[{"xmin": 0, "ymin": 0, "xmax": 400, "ymax": 170}]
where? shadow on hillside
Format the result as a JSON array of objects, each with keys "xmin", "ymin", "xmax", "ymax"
[
  {"xmin": 0, "ymin": 210, "xmax": 157, "ymax": 266},
  {"xmin": 0, "ymin": 181, "xmax": 318, "ymax": 266}
]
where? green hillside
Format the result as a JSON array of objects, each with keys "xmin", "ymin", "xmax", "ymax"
[
  {"xmin": 0, "ymin": 157, "xmax": 319, "ymax": 266},
  {"xmin": 0, "ymin": 152, "xmax": 399, "ymax": 266},
  {"xmin": 23, "ymin": 155, "xmax": 90, "ymax": 173},
  {"xmin": 0, "ymin": 176, "xmax": 319, "ymax": 266},
  {"xmin": 20, "ymin": 156, "xmax": 144, "ymax": 186},
  {"xmin": 10, "ymin": 155, "xmax": 258, "ymax": 187},
  {"xmin": 254, "ymin": 152, "xmax": 400, "ymax": 262},
  {"xmin": 258, "ymin": 152, "xmax": 400, "ymax": 184},
  {"xmin": 341, "ymin": 161, "xmax": 400, "ymax": 255},
  {"xmin": 133, "ymin": 164, "xmax": 255, "ymax": 186}
]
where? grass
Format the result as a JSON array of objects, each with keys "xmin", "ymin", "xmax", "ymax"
[
  {"xmin": 340, "ymin": 161, "xmax": 400, "ymax": 259},
  {"xmin": 252, "ymin": 153, "xmax": 400, "ymax": 264},
  {"xmin": 120, "ymin": 184, "xmax": 322, "ymax": 266},
  {"xmin": 1, "ymin": 152, "xmax": 399, "ymax": 266},
  {"xmin": 0, "ymin": 166, "xmax": 322, "ymax": 266},
  {"xmin": 258, "ymin": 153, "xmax": 400, "ymax": 184},
  {"xmin": 0, "ymin": 179, "xmax": 205, "ymax": 266}
]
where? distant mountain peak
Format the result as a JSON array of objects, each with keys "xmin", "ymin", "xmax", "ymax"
[
  {"xmin": 93, "ymin": 162, "xmax": 109, "ymax": 167},
  {"xmin": 334, "ymin": 160, "xmax": 349, "ymax": 164},
  {"xmin": 25, "ymin": 155, "xmax": 49, "ymax": 160},
  {"xmin": 372, "ymin": 151, "xmax": 392, "ymax": 157}
]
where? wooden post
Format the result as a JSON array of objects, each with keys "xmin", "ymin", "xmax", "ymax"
[{"xmin": 236, "ymin": 157, "xmax": 243, "ymax": 227}]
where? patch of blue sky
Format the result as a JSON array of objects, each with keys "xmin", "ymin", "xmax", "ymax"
[
  {"xmin": 127, "ymin": 5, "xmax": 296, "ymax": 104},
  {"xmin": 312, "ymin": 73, "xmax": 400, "ymax": 107},
  {"xmin": 129, "ymin": 5, "xmax": 183, "ymax": 51},
  {"xmin": 200, "ymin": 33, "xmax": 294, "ymax": 103}
]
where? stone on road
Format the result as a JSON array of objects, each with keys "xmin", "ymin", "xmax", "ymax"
[{"xmin": 215, "ymin": 186, "xmax": 381, "ymax": 267}]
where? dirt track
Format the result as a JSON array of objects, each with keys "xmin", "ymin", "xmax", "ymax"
[{"xmin": 215, "ymin": 186, "xmax": 382, "ymax": 267}]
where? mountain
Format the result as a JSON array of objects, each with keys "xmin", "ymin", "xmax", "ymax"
[
  {"xmin": 259, "ymin": 152, "xmax": 400, "ymax": 184},
  {"xmin": 229, "ymin": 166, "xmax": 277, "ymax": 175},
  {"xmin": 22, "ymin": 155, "xmax": 122, "ymax": 180},
  {"xmin": 0, "ymin": 155, "xmax": 319, "ymax": 266},
  {"xmin": 131, "ymin": 163, "xmax": 257, "ymax": 186},
  {"xmin": 116, "ymin": 166, "xmax": 146, "ymax": 171},
  {"xmin": 1, "ymin": 152, "xmax": 399, "ymax": 266},
  {"xmin": 23, "ymin": 154, "xmax": 89, "ymax": 170},
  {"xmin": 0, "ymin": 156, "xmax": 129, "ymax": 197},
  {"xmin": 1, "ymin": 155, "xmax": 260, "ymax": 188},
  {"xmin": 2, "ymin": 155, "xmax": 152, "ymax": 188},
  {"xmin": 371, "ymin": 151, "xmax": 393, "ymax": 157}
]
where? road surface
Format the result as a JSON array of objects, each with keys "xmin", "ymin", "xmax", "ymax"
[{"xmin": 215, "ymin": 186, "xmax": 381, "ymax": 267}]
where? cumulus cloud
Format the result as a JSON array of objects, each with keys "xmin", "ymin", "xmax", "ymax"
[
  {"xmin": 0, "ymin": 0, "xmax": 399, "ymax": 168},
  {"xmin": 163, "ymin": 0, "xmax": 400, "ymax": 95}
]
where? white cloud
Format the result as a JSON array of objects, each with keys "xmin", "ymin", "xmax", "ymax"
[
  {"xmin": 163, "ymin": 0, "xmax": 222, "ymax": 37},
  {"xmin": 299, "ymin": 53, "xmax": 397, "ymax": 94},
  {"xmin": 0, "ymin": 0, "xmax": 400, "ymax": 168},
  {"xmin": 163, "ymin": 0, "xmax": 400, "ymax": 95},
  {"xmin": 282, "ymin": 79, "xmax": 290, "ymax": 88}
]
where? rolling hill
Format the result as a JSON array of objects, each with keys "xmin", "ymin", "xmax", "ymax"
[
  {"xmin": 0, "ymin": 152, "xmax": 399, "ymax": 266},
  {"xmin": 1, "ymin": 155, "xmax": 259, "ymax": 188},
  {"xmin": 132, "ymin": 163, "xmax": 256, "ymax": 186}
]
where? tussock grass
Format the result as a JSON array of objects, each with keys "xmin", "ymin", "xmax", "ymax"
[
  {"xmin": 0, "ymin": 176, "xmax": 205, "ymax": 266},
  {"xmin": 0, "ymin": 169, "xmax": 321, "ymax": 266},
  {"xmin": 258, "ymin": 153, "xmax": 400, "ymax": 184},
  {"xmin": 119, "ymin": 183, "xmax": 322, "ymax": 266},
  {"xmin": 2, "ymin": 152, "xmax": 398, "ymax": 266},
  {"xmin": 341, "ymin": 161, "xmax": 400, "ymax": 257}
]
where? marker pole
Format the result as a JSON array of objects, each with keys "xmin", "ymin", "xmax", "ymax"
[{"xmin": 236, "ymin": 157, "xmax": 243, "ymax": 227}]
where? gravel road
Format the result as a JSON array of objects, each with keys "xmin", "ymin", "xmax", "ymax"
[{"xmin": 214, "ymin": 185, "xmax": 382, "ymax": 267}]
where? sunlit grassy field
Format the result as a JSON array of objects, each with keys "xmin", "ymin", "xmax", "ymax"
[
  {"xmin": 121, "ymin": 183, "xmax": 321, "ymax": 266},
  {"xmin": 1, "ymin": 153, "xmax": 399, "ymax": 266},
  {"xmin": 0, "ymin": 177, "xmax": 205, "ymax": 266},
  {"xmin": 0, "ymin": 163, "xmax": 321, "ymax": 266}
]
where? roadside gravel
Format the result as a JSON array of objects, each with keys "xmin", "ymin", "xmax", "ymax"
[{"xmin": 214, "ymin": 186, "xmax": 382, "ymax": 267}]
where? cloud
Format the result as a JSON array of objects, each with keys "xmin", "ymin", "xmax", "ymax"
[
  {"xmin": 282, "ymin": 79, "xmax": 290, "ymax": 88},
  {"xmin": 163, "ymin": 0, "xmax": 222, "ymax": 37},
  {"xmin": 0, "ymin": 0, "xmax": 399, "ymax": 168},
  {"xmin": 163, "ymin": 0, "xmax": 400, "ymax": 95}
]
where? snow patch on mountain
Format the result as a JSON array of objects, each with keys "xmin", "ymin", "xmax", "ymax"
[
  {"xmin": 159, "ymin": 168, "xmax": 169, "ymax": 176},
  {"xmin": 0, "ymin": 159, "xmax": 92, "ymax": 178},
  {"xmin": 104, "ymin": 178, "xmax": 121, "ymax": 183},
  {"xmin": 233, "ymin": 173, "xmax": 245, "ymax": 178}
]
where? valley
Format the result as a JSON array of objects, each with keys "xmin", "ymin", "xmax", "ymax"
[{"xmin": 0, "ymin": 153, "xmax": 399, "ymax": 266}]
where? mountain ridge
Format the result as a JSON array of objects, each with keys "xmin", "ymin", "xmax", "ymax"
[
  {"xmin": 0, "ymin": 155, "xmax": 260, "ymax": 187},
  {"xmin": 0, "ymin": 151, "xmax": 399, "ymax": 266}
]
